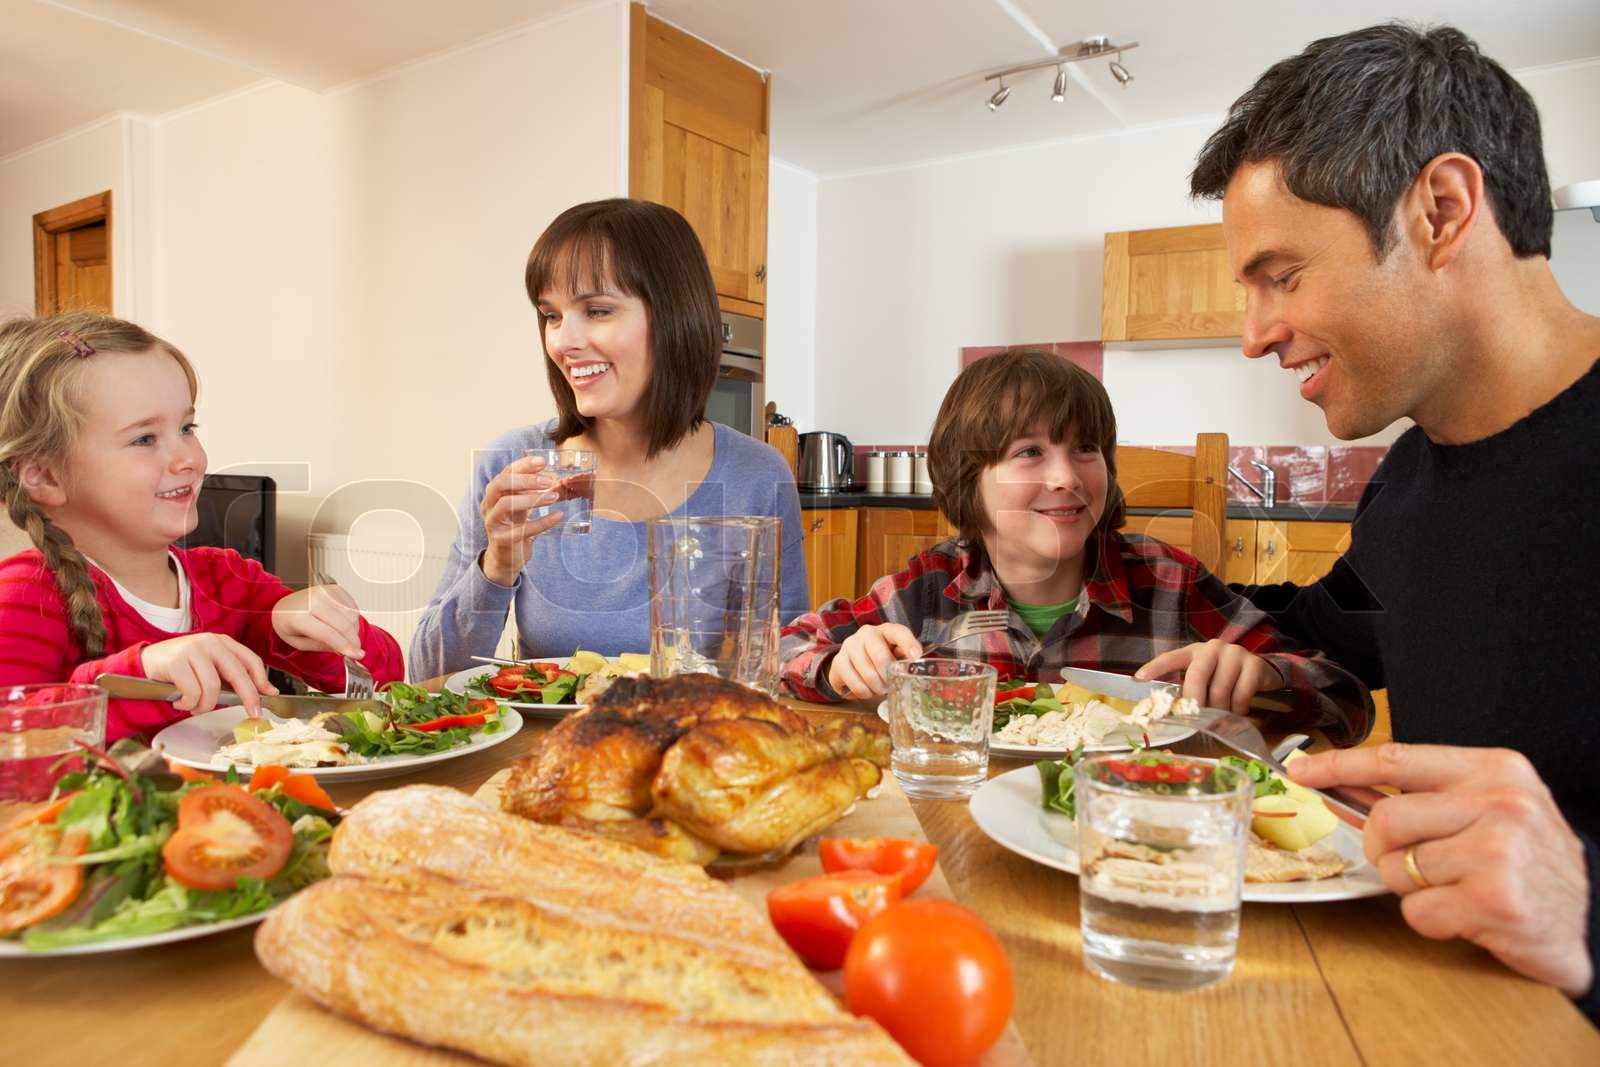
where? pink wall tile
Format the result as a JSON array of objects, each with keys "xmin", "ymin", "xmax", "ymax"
[
  {"xmin": 1327, "ymin": 446, "xmax": 1387, "ymax": 503},
  {"xmin": 959, "ymin": 342, "xmax": 1105, "ymax": 380},
  {"xmin": 1266, "ymin": 445, "xmax": 1328, "ymax": 504},
  {"xmin": 959, "ymin": 345, "xmax": 1005, "ymax": 368}
]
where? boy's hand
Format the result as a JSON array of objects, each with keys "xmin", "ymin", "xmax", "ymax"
[
  {"xmin": 140, "ymin": 633, "xmax": 277, "ymax": 715},
  {"xmin": 827, "ymin": 623, "xmax": 923, "ymax": 699},
  {"xmin": 273, "ymin": 583, "xmax": 363, "ymax": 659},
  {"xmin": 1135, "ymin": 639, "xmax": 1283, "ymax": 714}
]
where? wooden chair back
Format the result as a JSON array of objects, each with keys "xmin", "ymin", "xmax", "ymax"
[{"xmin": 1113, "ymin": 433, "xmax": 1228, "ymax": 572}]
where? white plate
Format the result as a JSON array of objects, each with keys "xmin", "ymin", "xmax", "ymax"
[
  {"xmin": 0, "ymin": 907, "xmax": 270, "ymax": 957},
  {"xmin": 443, "ymin": 666, "xmax": 582, "ymax": 719},
  {"xmin": 876, "ymin": 701, "xmax": 1197, "ymax": 759},
  {"xmin": 154, "ymin": 703, "xmax": 523, "ymax": 782},
  {"xmin": 968, "ymin": 765, "xmax": 1388, "ymax": 903}
]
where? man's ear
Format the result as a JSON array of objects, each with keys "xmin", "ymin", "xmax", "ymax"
[
  {"xmin": 14, "ymin": 457, "xmax": 68, "ymax": 508},
  {"xmin": 1403, "ymin": 153, "xmax": 1484, "ymax": 273}
]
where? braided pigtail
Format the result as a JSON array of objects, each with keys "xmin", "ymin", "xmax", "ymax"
[{"xmin": 0, "ymin": 464, "xmax": 105, "ymax": 658}]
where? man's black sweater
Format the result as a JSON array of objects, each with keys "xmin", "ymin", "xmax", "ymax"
[{"xmin": 1238, "ymin": 358, "xmax": 1600, "ymax": 1020}]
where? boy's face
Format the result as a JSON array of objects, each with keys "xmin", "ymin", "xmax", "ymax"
[{"xmin": 977, "ymin": 424, "xmax": 1108, "ymax": 580}]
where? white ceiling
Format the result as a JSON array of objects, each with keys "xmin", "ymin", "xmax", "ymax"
[{"xmin": 4, "ymin": 0, "xmax": 1599, "ymax": 173}]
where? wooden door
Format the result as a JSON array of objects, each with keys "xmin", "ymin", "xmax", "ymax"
[
  {"xmin": 1222, "ymin": 518, "xmax": 1258, "ymax": 583},
  {"xmin": 857, "ymin": 509, "xmax": 953, "ymax": 598},
  {"xmin": 1254, "ymin": 520, "xmax": 1352, "ymax": 586},
  {"xmin": 630, "ymin": 5, "xmax": 768, "ymax": 308},
  {"xmin": 800, "ymin": 508, "xmax": 858, "ymax": 611},
  {"xmin": 1102, "ymin": 223, "xmax": 1243, "ymax": 341},
  {"xmin": 34, "ymin": 192, "xmax": 112, "ymax": 314}
]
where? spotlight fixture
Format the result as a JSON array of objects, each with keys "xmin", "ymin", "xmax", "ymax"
[
  {"xmin": 982, "ymin": 36, "xmax": 1139, "ymax": 111},
  {"xmin": 987, "ymin": 77, "xmax": 1011, "ymax": 110},
  {"xmin": 1109, "ymin": 51, "xmax": 1133, "ymax": 87}
]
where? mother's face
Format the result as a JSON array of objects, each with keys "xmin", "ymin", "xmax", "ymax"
[{"xmin": 537, "ymin": 281, "xmax": 653, "ymax": 423}]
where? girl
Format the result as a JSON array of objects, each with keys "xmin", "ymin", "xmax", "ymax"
[
  {"xmin": 0, "ymin": 311, "xmax": 403, "ymax": 742},
  {"xmin": 410, "ymin": 199, "xmax": 806, "ymax": 674},
  {"xmin": 780, "ymin": 350, "xmax": 1372, "ymax": 744}
]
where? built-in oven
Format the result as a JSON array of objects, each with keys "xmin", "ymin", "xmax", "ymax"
[{"xmin": 706, "ymin": 310, "xmax": 763, "ymax": 437}]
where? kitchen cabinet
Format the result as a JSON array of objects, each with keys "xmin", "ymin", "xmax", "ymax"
[
  {"xmin": 857, "ymin": 508, "xmax": 956, "ymax": 596},
  {"xmin": 1123, "ymin": 515, "xmax": 1347, "ymax": 586},
  {"xmin": 629, "ymin": 4, "xmax": 769, "ymax": 312},
  {"xmin": 1102, "ymin": 223, "xmax": 1244, "ymax": 341},
  {"xmin": 800, "ymin": 508, "xmax": 859, "ymax": 610}
]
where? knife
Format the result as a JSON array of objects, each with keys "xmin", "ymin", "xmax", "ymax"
[
  {"xmin": 1053, "ymin": 665, "xmax": 1180, "ymax": 702},
  {"xmin": 94, "ymin": 674, "xmax": 387, "ymax": 721}
]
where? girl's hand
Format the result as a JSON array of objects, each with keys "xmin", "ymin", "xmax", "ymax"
[
  {"xmin": 480, "ymin": 455, "xmax": 566, "ymax": 587},
  {"xmin": 140, "ymin": 634, "xmax": 277, "ymax": 715},
  {"xmin": 272, "ymin": 584, "xmax": 363, "ymax": 658},
  {"xmin": 827, "ymin": 623, "xmax": 924, "ymax": 700},
  {"xmin": 1134, "ymin": 639, "xmax": 1284, "ymax": 715}
]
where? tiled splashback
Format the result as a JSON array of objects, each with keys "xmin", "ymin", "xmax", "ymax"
[{"xmin": 1144, "ymin": 444, "xmax": 1387, "ymax": 504}]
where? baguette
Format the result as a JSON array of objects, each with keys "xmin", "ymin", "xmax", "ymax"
[{"xmin": 258, "ymin": 786, "xmax": 913, "ymax": 1066}]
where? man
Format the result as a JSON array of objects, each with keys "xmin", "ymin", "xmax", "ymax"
[{"xmin": 1188, "ymin": 23, "xmax": 1600, "ymax": 1017}]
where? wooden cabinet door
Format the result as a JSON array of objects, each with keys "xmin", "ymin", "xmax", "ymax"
[
  {"xmin": 1222, "ymin": 519, "xmax": 1258, "ymax": 583},
  {"xmin": 1255, "ymin": 520, "xmax": 1352, "ymax": 586},
  {"xmin": 857, "ymin": 509, "xmax": 952, "ymax": 598},
  {"xmin": 800, "ymin": 508, "xmax": 858, "ymax": 611},
  {"xmin": 1102, "ymin": 223, "xmax": 1244, "ymax": 341},
  {"xmin": 630, "ymin": 6, "xmax": 768, "ymax": 307}
]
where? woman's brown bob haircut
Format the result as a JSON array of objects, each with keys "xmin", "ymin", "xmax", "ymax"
[
  {"xmin": 525, "ymin": 199, "xmax": 721, "ymax": 456},
  {"xmin": 928, "ymin": 349, "xmax": 1125, "ymax": 546}
]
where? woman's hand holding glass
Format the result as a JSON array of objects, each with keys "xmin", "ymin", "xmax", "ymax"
[
  {"xmin": 479, "ymin": 454, "xmax": 567, "ymax": 587},
  {"xmin": 826, "ymin": 623, "xmax": 924, "ymax": 699}
]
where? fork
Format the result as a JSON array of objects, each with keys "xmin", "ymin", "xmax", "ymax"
[
  {"xmin": 1163, "ymin": 705, "xmax": 1371, "ymax": 825},
  {"xmin": 310, "ymin": 566, "xmax": 373, "ymax": 700},
  {"xmin": 920, "ymin": 610, "xmax": 1010, "ymax": 656}
]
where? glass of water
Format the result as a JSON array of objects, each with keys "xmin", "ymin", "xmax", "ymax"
[
  {"xmin": 1074, "ymin": 753, "xmax": 1252, "ymax": 990},
  {"xmin": 525, "ymin": 448, "xmax": 597, "ymax": 535},
  {"xmin": 885, "ymin": 658, "xmax": 996, "ymax": 799}
]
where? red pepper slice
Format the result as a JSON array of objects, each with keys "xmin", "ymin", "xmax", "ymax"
[
  {"xmin": 996, "ymin": 683, "xmax": 1037, "ymax": 703},
  {"xmin": 406, "ymin": 704, "xmax": 497, "ymax": 732}
]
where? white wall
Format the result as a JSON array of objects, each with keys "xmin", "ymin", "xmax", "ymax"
[
  {"xmin": 808, "ymin": 58, "xmax": 1600, "ymax": 450},
  {"xmin": 764, "ymin": 158, "xmax": 818, "ymax": 430}
]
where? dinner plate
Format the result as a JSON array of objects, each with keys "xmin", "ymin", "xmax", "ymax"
[
  {"xmin": 0, "ymin": 908, "xmax": 270, "ymax": 957},
  {"xmin": 875, "ymin": 702, "xmax": 1197, "ymax": 759},
  {"xmin": 155, "ymin": 703, "xmax": 523, "ymax": 782},
  {"xmin": 443, "ymin": 666, "xmax": 583, "ymax": 719},
  {"xmin": 968, "ymin": 765, "xmax": 1388, "ymax": 903}
]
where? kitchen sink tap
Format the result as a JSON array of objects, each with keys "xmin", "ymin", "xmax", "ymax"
[{"xmin": 1228, "ymin": 460, "xmax": 1277, "ymax": 504}]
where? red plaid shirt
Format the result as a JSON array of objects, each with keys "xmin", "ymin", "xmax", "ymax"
[{"xmin": 780, "ymin": 533, "xmax": 1371, "ymax": 745}]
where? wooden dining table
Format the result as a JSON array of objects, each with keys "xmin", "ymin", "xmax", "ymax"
[{"xmin": 5, "ymin": 695, "xmax": 1598, "ymax": 1067}]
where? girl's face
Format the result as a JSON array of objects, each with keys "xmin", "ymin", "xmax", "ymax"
[
  {"xmin": 56, "ymin": 348, "xmax": 206, "ymax": 554},
  {"xmin": 977, "ymin": 423, "xmax": 1109, "ymax": 578},
  {"xmin": 537, "ymin": 278, "xmax": 653, "ymax": 424}
]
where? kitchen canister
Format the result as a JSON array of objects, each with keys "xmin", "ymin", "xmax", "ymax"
[
  {"xmin": 885, "ymin": 450, "xmax": 915, "ymax": 494},
  {"xmin": 913, "ymin": 451, "xmax": 932, "ymax": 494},
  {"xmin": 863, "ymin": 451, "xmax": 889, "ymax": 493}
]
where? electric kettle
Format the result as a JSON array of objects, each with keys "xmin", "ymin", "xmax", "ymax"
[{"xmin": 797, "ymin": 431, "xmax": 854, "ymax": 493}]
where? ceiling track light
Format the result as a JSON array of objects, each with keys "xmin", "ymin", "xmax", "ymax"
[{"xmin": 982, "ymin": 36, "xmax": 1140, "ymax": 110}]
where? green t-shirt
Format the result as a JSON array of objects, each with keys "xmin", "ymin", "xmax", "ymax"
[{"xmin": 1006, "ymin": 595, "xmax": 1080, "ymax": 640}]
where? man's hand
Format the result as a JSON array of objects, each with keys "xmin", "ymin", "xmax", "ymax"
[
  {"xmin": 1290, "ymin": 742, "xmax": 1593, "ymax": 997},
  {"xmin": 1135, "ymin": 639, "xmax": 1284, "ymax": 714}
]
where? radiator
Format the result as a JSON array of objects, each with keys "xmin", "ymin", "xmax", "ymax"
[{"xmin": 306, "ymin": 533, "xmax": 450, "ymax": 678}]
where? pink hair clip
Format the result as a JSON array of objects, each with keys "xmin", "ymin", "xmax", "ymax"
[{"xmin": 58, "ymin": 330, "xmax": 94, "ymax": 358}]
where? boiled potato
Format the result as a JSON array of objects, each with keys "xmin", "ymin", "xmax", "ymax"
[
  {"xmin": 567, "ymin": 650, "xmax": 607, "ymax": 676},
  {"xmin": 1055, "ymin": 681, "xmax": 1137, "ymax": 714},
  {"xmin": 231, "ymin": 717, "xmax": 273, "ymax": 744},
  {"xmin": 1251, "ymin": 790, "xmax": 1339, "ymax": 850}
]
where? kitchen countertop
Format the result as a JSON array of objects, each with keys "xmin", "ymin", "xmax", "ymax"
[{"xmin": 799, "ymin": 490, "xmax": 1357, "ymax": 523}]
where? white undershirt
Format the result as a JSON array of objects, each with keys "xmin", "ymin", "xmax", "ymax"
[{"xmin": 85, "ymin": 551, "xmax": 193, "ymax": 633}]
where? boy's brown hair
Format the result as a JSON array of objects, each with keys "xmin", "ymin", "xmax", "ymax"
[
  {"xmin": 525, "ymin": 198, "xmax": 721, "ymax": 458},
  {"xmin": 927, "ymin": 349, "xmax": 1125, "ymax": 546}
]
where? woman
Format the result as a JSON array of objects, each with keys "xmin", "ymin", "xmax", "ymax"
[{"xmin": 411, "ymin": 199, "xmax": 806, "ymax": 677}]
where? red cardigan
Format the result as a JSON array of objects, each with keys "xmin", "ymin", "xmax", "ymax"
[{"xmin": 0, "ymin": 546, "xmax": 404, "ymax": 741}]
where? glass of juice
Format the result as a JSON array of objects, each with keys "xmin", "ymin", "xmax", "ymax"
[
  {"xmin": 524, "ymin": 448, "xmax": 597, "ymax": 535},
  {"xmin": 0, "ymin": 683, "xmax": 107, "ymax": 822}
]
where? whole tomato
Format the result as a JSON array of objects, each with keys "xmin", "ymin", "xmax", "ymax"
[{"xmin": 844, "ymin": 898, "xmax": 1013, "ymax": 1067}]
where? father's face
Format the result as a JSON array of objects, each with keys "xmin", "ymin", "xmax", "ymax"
[{"xmin": 1223, "ymin": 161, "xmax": 1435, "ymax": 440}]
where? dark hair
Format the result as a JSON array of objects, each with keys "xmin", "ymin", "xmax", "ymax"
[
  {"xmin": 1190, "ymin": 23, "xmax": 1552, "ymax": 259},
  {"xmin": 525, "ymin": 199, "xmax": 721, "ymax": 456},
  {"xmin": 927, "ymin": 350, "xmax": 1125, "ymax": 547}
]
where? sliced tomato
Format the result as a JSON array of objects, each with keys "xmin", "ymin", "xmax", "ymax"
[
  {"xmin": 819, "ymin": 838, "xmax": 939, "ymax": 895},
  {"xmin": 0, "ymin": 825, "xmax": 89, "ymax": 934},
  {"xmin": 248, "ymin": 765, "xmax": 292, "ymax": 793},
  {"xmin": 161, "ymin": 785, "xmax": 293, "ymax": 891},
  {"xmin": 3, "ymin": 792, "xmax": 78, "ymax": 830},
  {"xmin": 766, "ymin": 870, "xmax": 903, "ymax": 970},
  {"xmin": 277, "ymin": 774, "xmax": 336, "ymax": 813}
]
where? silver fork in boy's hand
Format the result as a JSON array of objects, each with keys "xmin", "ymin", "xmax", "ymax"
[
  {"xmin": 310, "ymin": 566, "xmax": 372, "ymax": 699},
  {"xmin": 920, "ymin": 610, "xmax": 1009, "ymax": 656}
]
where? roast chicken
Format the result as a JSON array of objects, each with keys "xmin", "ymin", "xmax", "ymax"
[{"xmin": 501, "ymin": 673, "xmax": 888, "ymax": 864}]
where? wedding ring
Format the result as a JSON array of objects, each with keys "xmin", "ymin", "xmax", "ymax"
[{"xmin": 1403, "ymin": 844, "xmax": 1432, "ymax": 889}]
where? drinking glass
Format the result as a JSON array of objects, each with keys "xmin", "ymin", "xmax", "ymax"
[
  {"xmin": 0, "ymin": 684, "xmax": 107, "ymax": 821},
  {"xmin": 647, "ymin": 516, "xmax": 782, "ymax": 695},
  {"xmin": 525, "ymin": 448, "xmax": 597, "ymax": 535},
  {"xmin": 885, "ymin": 658, "xmax": 996, "ymax": 799},
  {"xmin": 1074, "ymin": 753, "xmax": 1253, "ymax": 990}
]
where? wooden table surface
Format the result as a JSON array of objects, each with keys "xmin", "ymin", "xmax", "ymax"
[{"xmin": 4, "ymin": 698, "xmax": 1598, "ymax": 1067}]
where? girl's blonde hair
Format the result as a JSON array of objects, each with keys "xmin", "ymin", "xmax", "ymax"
[{"xmin": 0, "ymin": 311, "xmax": 198, "ymax": 657}]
